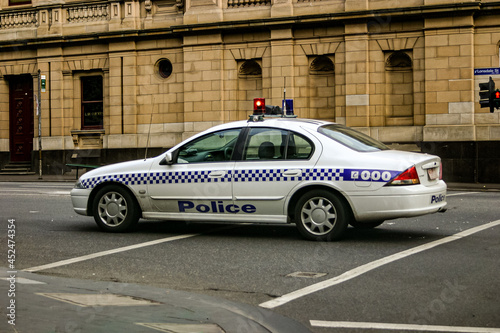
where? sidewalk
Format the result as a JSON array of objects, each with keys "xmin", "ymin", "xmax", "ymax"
[
  {"xmin": 0, "ymin": 172, "xmax": 499, "ymax": 191},
  {"xmin": 0, "ymin": 171, "xmax": 80, "ymax": 182}
]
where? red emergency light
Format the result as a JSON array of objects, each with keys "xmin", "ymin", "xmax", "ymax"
[{"xmin": 253, "ymin": 98, "xmax": 265, "ymax": 114}]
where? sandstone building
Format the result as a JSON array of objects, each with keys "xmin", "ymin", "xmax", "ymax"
[{"xmin": 1, "ymin": 0, "xmax": 500, "ymax": 182}]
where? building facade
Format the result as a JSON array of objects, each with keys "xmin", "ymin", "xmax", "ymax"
[{"xmin": 1, "ymin": 0, "xmax": 500, "ymax": 182}]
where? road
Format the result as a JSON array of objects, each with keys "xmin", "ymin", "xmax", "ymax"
[{"xmin": 1, "ymin": 181, "xmax": 499, "ymax": 332}]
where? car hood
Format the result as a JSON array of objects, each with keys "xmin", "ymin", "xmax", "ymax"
[{"xmin": 79, "ymin": 158, "xmax": 155, "ymax": 180}]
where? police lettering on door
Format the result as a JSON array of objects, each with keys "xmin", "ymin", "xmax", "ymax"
[{"xmin": 178, "ymin": 200, "xmax": 256, "ymax": 214}]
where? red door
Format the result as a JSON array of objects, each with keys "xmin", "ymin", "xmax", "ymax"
[{"xmin": 9, "ymin": 75, "xmax": 34, "ymax": 162}]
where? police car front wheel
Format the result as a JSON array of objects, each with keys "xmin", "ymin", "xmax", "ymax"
[
  {"xmin": 92, "ymin": 185, "xmax": 140, "ymax": 232},
  {"xmin": 294, "ymin": 190, "xmax": 349, "ymax": 241}
]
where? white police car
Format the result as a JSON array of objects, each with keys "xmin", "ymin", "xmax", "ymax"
[{"xmin": 71, "ymin": 114, "xmax": 447, "ymax": 241}]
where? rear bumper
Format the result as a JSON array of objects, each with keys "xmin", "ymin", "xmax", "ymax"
[{"xmin": 348, "ymin": 182, "xmax": 447, "ymax": 222}]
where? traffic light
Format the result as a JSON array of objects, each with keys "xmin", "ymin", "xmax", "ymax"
[
  {"xmin": 253, "ymin": 98, "xmax": 265, "ymax": 114},
  {"xmin": 493, "ymin": 90, "xmax": 500, "ymax": 110},
  {"xmin": 479, "ymin": 77, "xmax": 495, "ymax": 113}
]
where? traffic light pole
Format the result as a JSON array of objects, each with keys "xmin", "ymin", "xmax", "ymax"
[{"xmin": 37, "ymin": 69, "xmax": 42, "ymax": 179}]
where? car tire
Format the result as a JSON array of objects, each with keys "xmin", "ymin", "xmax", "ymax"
[
  {"xmin": 294, "ymin": 190, "xmax": 349, "ymax": 241},
  {"xmin": 92, "ymin": 185, "xmax": 140, "ymax": 232},
  {"xmin": 349, "ymin": 220, "xmax": 384, "ymax": 229}
]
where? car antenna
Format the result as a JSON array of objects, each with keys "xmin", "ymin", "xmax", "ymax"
[
  {"xmin": 145, "ymin": 101, "xmax": 154, "ymax": 160},
  {"xmin": 282, "ymin": 77, "xmax": 286, "ymax": 116}
]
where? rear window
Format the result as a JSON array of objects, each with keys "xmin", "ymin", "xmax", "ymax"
[{"xmin": 318, "ymin": 124, "xmax": 389, "ymax": 152}]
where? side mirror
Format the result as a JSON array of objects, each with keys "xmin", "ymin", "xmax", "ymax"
[{"xmin": 159, "ymin": 151, "xmax": 174, "ymax": 165}]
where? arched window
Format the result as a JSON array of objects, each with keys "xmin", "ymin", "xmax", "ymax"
[
  {"xmin": 308, "ymin": 55, "xmax": 335, "ymax": 120},
  {"xmin": 238, "ymin": 60, "xmax": 263, "ymax": 113},
  {"xmin": 239, "ymin": 60, "xmax": 262, "ymax": 77},
  {"xmin": 385, "ymin": 51, "xmax": 413, "ymax": 125},
  {"xmin": 309, "ymin": 55, "xmax": 334, "ymax": 75},
  {"xmin": 386, "ymin": 51, "xmax": 412, "ymax": 70}
]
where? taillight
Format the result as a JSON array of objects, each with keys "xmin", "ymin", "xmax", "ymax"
[
  {"xmin": 386, "ymin": 166, "xmax": 420, "ymax": 186},
  {"xmin": 439, "ymin": 163, "xmax": 443, "ymax": 180}
]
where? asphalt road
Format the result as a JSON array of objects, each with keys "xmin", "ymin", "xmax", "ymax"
[{"xmin": 0, "ymin": 181, "xmax": 499, "ymax": 333}]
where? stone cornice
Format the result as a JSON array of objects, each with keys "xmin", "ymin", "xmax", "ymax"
[{"xmin": 0, "ymin": 1, "xmax": 489, "ymax": 49}]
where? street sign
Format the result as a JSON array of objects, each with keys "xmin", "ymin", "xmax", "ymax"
[{"xmin": 474, "ymin": 68, "xmax": 500, "ymax": 75}]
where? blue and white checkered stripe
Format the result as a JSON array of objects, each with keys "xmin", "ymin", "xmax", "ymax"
[
  {"xmin": 233, "ymin": 169, "xmax": 290, "ymax": 182},
  {"xmin": 81, "ymin": 168, "xmax": 395, "ymax": 189},
  {"xmin": 303, "ymin": 168, "xmax": 344, "ymax": 181},
  {"xmin": 81, "ymin": 170, "xmax": 231, "ymax": 188}
]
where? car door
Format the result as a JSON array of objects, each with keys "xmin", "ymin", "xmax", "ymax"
[
  {"xmin": 232, "ymin": 126, "xmax": 318, "ymax": 223},
  {"xmin": 146, "ymin": 128, "xmax": 242, "ymax": 221}
]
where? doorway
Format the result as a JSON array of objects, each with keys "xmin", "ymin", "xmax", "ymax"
[{"xmin": 9, "ymin": 75, "xmax": 34, "ymax": 162}]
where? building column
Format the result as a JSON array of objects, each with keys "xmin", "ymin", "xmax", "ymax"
[
  {"xmin": 182, "ymin": 34, "xmax": 224, "ymax": 138},
  {"xmin": 344, "ymin": 23, "xmax": 370, "ymax": 128},
  {"xmin": 270, "ymin": 28, "xmax": 294, "ymax": 110},
  {"xmin": 423, "ymin": 15, "xmax": 475, "ymax": 142}
]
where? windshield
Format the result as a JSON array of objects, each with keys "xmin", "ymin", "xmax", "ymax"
[{"xmin": 318, "ymin": 124, "xmax": 389, "ymax": 152}]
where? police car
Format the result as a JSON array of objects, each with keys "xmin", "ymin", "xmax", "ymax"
[{"xmin": 71, "ymin": 105, "xmax": 447, "ymax": 241}]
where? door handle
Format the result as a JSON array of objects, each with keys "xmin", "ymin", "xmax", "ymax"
[
  {"xmin": 209, "ymin": 170, "xmax": 227, "ymax": 178},
  {"xmin": 283, "ymin": 169, "xmax": 302, "ymax": 177}
]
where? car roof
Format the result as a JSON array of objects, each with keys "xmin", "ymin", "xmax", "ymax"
[{"xmin": 213, "ymin": 117, "xmax": 332, "ymax": 132}]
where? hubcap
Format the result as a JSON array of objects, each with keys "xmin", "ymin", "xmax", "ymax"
[
  {"xmin": 98, "ymin": 192, "xmax": 128, "ymax": 226},
  {"xmin": 301, "ymin": 197, "xmax": 337, "ymax": 235}
]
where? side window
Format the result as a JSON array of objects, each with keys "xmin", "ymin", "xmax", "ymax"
[
  {"xmin": 244, "ymin": 128, "xmax": 288, "ymax": 160},
  {"xmin": 177, "ymin": 128, "xmax": 241, "ymax": 164},
  {"xmin": 243, "ymin": 127, "xmax": 313, "ymax": 161},
  {"xmin": 288, "ymin": 132, "xmax": 313, "ymax": 160}
]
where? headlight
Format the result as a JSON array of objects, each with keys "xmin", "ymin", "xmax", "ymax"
[{"xmin": 74, "ymin": 181, "xmax": 86, "ymax": 189}]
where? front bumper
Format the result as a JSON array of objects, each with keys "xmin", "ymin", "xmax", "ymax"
[{"xmin": 70, "ymin": 188, "xmax": 91, "ymax": 216}]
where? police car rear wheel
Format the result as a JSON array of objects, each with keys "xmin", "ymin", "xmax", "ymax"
[
  {"xmin": 295, "ymin": 190, "xmax": 348, "ymax": 241},
  {"xmin": 93, "ymin": 185, "xmax": 140, "ymax": 232}
]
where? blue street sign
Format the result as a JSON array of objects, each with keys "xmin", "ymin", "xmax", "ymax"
[{"xmin": 474, "ymin": 68, "xmax": 500, "ymax": 75}]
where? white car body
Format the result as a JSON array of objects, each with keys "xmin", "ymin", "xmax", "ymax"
[{"xmin": 71, "ymin": 117, "xmax": 447, "ymax": 241}]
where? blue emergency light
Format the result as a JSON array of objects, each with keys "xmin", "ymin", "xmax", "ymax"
[{"xmin": 282, "ymin": 99, "xmax": 293, "ymax": 115}]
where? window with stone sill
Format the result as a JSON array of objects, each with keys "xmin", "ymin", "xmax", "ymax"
[{"xmin": 81, "ymin": 76, "xmax": 104, "ymax": 130}]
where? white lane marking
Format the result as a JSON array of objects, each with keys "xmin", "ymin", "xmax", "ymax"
[
  {"xmin": 310, "ymin": 321, "xmax": 500, "ymax": 332},
  {"xmin": 0, "ymin": 189, "xmax": 70, "ymax": 196},
  {"xmin": 1, "ymin": 277, "xmax": 46, "ymax": 285},
  {"xmin": 260, "ymin": 219, "xmax": 500, "ymax": 309},
  {"xmin": 447, "ymin": 192, "xmax": 479, "ymax": 197},
  {"xmin": 24, "ymin": 233, "xmax": 201, "ymax": 273}
]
